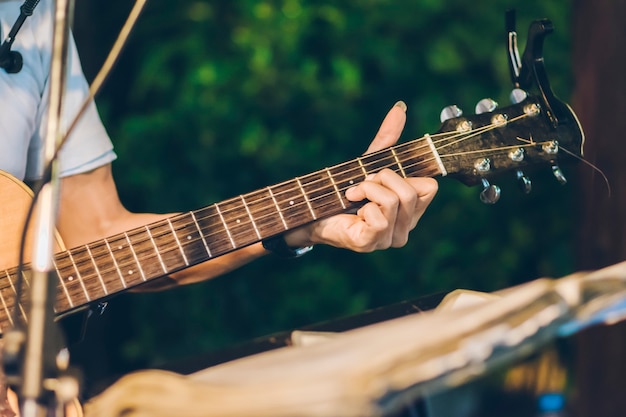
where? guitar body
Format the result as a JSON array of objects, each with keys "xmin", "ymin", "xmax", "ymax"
[
  {"xmin": 0, "ymin": 170, "xmax": 64, "ymax": 270},
  {"xmin": 0, "ymin": 172, "xmax": 80, "ymax": 416}
]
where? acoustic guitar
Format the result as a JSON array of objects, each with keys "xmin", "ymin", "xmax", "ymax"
[{"xmin": 0, "ymin": 92, "xmax": 584, "ymax": 334}]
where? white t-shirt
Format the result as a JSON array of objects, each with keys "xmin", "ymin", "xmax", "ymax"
[{"xmin": 0, "ymin": 0, "xmax": 116, "ymax": 182}]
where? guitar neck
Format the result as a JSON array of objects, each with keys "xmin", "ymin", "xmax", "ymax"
[{"xmin": 0, "ymin": 136, "xmax": 442, "ymax": 330}]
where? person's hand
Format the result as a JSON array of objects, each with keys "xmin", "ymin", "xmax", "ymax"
[{"xmin": 285, "ymin": 101, "xmax": 438, "ymax": 252}]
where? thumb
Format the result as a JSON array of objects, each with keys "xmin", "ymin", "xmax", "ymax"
[{"xmin": 364, "ymin": 100, "xmax": 407, "ymax": 154}]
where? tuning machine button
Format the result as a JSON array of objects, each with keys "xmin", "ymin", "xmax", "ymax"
[
  {"xmin": 552, "ymin": 165, "xmax": 567, "ymax": 185},
  {"xmin": 474, "ymin": 158, "xmax": 492, "ymax": 174},
  {"xmin": 509, "ymin": 147, "xmax": 525, "ymax": 162},
  {"xmin": 543, "ymin": 140, "xmax": 559, "ymax": 155},
  {"xmin": 516, "ymin": 170, "xmax": 532, "ymax": 194},
  {"xmin": 440, "ymin": 105, "xmax": 463, "ymax": 122},
  {"xmin": 480, "ymin": 178, "xmax": 501, "ymax": 204},
  {"xmin": 475, "ymin": 98, "xmax": 498, "ymax": 114},
  {"xmin": 510, "ymin": 88, "xmax": 528, "ymax": 104}
]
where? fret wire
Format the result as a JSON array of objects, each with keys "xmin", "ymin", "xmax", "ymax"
[
  {"xmin": 325, "ymin": 168, "xmax": 346, "ymax": 210},
  {"xmin": 166, "ymin": 219, "xmax": 189, "ymax": 266},
  {"xmin": 296, "ymin": 177, "xmax": 317, "ymax": 220},
  {"xmin": 20, "ymin": 270, "xmax": 30, "ymax": 287},
  {"xmin": 240, "ymin": 195, "xmax": 262, "ymax": 240},
  {"xmin": 268, "ymin": 186, "xmax": 288, "ymax": 230},
  {"xmin": 146, "ymin": 226, "xmax": 169, "ymax": 273},
  {"xmin": 214, "ymin": 203, "xmax": 237, "ymax": 249},
  {"xmin": 390, "ymin": 148, "xmax": 407, "ymax": 178},
  {"xmin": 67, "ymin": 250, "xmax": 91, "ymax": 302},
  {"xmin": 356, "ymin": 156, "xmax": 368, "ymax": 177},
  {"xmin": 104, "ymin": 238, "xmax": 128, "ymax": 289},
  {"xmin": 86, "ymin": 244, "xmax": 109, "ymax": 295},
  {"xmin": 52, "ymin": 259, "xmax": 75, "ymax": 308},
  {"xmin": 5, "ymin": 271, "xmax": 27, "ymax": 321},
  {"xmin": 0, "ymin": 275, "xmax": 14, "ymax": 327},
  {"xmin": 191, "ymin": 211, "xmax": 213, "ymax": 257},
  {"xmin": 124, "ymin": 232, "xmax": 147, "ymax": 281}
]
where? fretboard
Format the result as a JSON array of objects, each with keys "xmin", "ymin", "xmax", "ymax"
[{"xmin": 0, "ymin": 136, "xmax": 442, "ymax": 331}]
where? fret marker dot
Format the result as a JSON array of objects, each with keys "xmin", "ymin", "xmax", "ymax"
[
  {"xmin": 118, "ymin": 246, "xmax": 123, "ymax": 250},
  {"xmin": 349, "ymin": 180, "xmax": 354, "ymax": 185},
  {"xmin": 68, "ymin": 276, "xmax": 74, "ymax": 281},
  {"xmin": 236, "ymin": 219, "xmax": 241, "ymax": 224},
  {"xmin": 187, "ymin": 236, "xmax": 192, "ymax": 240},
  {"xmin": 128, "ymin": 270, "xmax": 134, "ymax": 275},
  {"xmin": 289, "ymin": 201, "xmax": 294, "ymax": 206}
]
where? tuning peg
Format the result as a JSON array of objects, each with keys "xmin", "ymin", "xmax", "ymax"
[
  {"xmin": 475, "ymin": 98, "xmax": 498, "ymax": 114},
  {"xmin": 440, "ymin": 105, "xmax": 463, "ymax": 123},
  {"xmin": 551, "ymin": 165, "xmax": 567, "ymax": 185},
  {"xmin": 510, "ymin": 88, "xmax": 528, "ymax": 104},
  {"xmin": 516, "ymin": 170, "xmax": 532, "ymax": 193},
  {"xmin": 480, "ymin": 178, "xmax": 501, "ymax": 204}
]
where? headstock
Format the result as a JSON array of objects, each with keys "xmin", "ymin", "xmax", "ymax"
[
  {"xmin": 434, "ymin": 93, "xmax": 583, "ymax": 202},
  {"xmin": 431, "ymin": 12, "xmax": 584, "ymax": 204}
]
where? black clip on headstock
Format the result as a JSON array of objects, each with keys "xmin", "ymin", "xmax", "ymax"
[
  {"xmin": 505, "ymin": 10, "xmax": 584, "ymax": 187},
  {"xmin": 507, "ymin": 11, "xmax": 560, "ymax": 128}
]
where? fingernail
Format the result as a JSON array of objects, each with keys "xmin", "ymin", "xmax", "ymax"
[{"xmin": 394, "ymin": 100, "xmax": 407, "ymax": 112}]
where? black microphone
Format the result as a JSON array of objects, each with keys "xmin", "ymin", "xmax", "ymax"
[
  {"xmin": 0, "ymin": 48, "xmax": 23, "ymax": 73},
  {"xmin": 0, "ymin": 0, "xmax": 41, "ymax": 74}
]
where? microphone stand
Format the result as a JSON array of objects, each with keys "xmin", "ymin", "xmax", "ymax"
[{"xmin": 19, "ymin": 0, "xmax": 77, "ymax": 416}]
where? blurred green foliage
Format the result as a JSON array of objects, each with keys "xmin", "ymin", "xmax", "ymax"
[{"xmin": 72, "ymin": 0, "xmax": 574, "ymax": 383}]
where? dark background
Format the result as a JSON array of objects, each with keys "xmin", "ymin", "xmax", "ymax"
[
  {"xmin": 60, "ymin": 1, "xmax": 626, "ymax": 415},
  {"xmin": 68, "ymin": 0, "xmax": 575, "ymax": 390}
]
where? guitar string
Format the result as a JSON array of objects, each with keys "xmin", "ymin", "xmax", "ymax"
[
  {"xmin": 0, "ymin": 136, "xmax": 454, "ymax": 315},
  {"xmin": 0, "ymin": 112, "xmax": 539, "ymax": 316},
  {"xmin": 0, "ymin": 112, "xmax": 538, "ymax": 315},
  {"xmin": 47, "ymin": 135, "xmax": 445, "ymax": 274},
  {"xmin": 74, "ymin": 111, "xmax": 528, "ymax": 259},
  {"xmin": 67, "ymin": 119, "xmax": 536, "ymax": 286},
  {"xmin": 0, "ymin": 112, "xmax": 533, "ymax": 313},
  {"xmin": 82, "ymin": 114, "xmax": 514, "ymax": 254},
  {"xmin": 7, "ymin": 135, "xmax": 560, "ymax": 318}
]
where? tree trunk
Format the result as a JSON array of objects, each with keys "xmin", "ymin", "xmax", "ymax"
[{"xmin": 571, "ymin": 1, "xmax": 626, "ymax": 416}]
